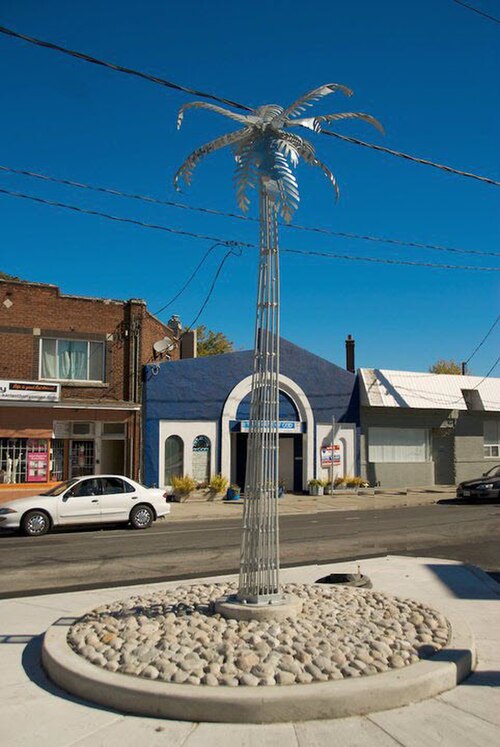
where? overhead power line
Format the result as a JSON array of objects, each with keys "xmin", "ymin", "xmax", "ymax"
[
  {"xmin": 0, "ymin": 185, "xmax": 251, "ymax": 247},
  {"xmin": 0, "ymin": 184, "xmax": 499, "ymax": 273},
  {"xmin": 465, "ymin": 314, "xmax": 500, "ymax": 364},
  {"xmin": 1, "ymin": 162, "xmax": 498, "ymax": 258},
  {"xmin": 321, "ymin": 130, "xmax": 500, "ymax": 188},
  {"xmin": 0, "ymin": 23, "xmax": 252, "ymax": 112},
  {"xmin": 1, "ymin": 25, "xmax": 499, "ymax": 190},
  {"xmin": 452, "ymin": 0, "xmax": 500, "ymax": 25},
  {"xmin": 282, "ymin": 246, "xmax": 500, "ymax": 272},
  {"xmin": 153, "ymin": 242, "xmax": 224, "ymax": 315}
]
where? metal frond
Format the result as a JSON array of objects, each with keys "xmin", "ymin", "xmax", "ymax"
[
  {"xmin": 271, "ymin": 149, "xmax": 300, "ymax": 222},
  {"xmin": 309, "ymin": 111, "xmax": 385, "ymax": 134},
  {"xmin": 281, "ymin": 83, "xmax": 353, "ymax": 120},
  {"xmin": 233, "ymin": 138, "xmax": 258, "ymax": 212},
  {"xmin": 176, "ymin": 101, "xmax": 253, "ymax": 130},
  {"xmin": 174, "ymin": 128, "xmax": 251, "ymax": 190}
]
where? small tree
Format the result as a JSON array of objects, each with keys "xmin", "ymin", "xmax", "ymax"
[
  {"xmin": 429, "ymin": 359, "xmax": 462, "ymax": 375},
  {"xmin": 197, "ymin": 325, "xmax": 233, "ymax": 356}
]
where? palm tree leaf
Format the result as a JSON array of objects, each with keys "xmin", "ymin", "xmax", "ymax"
[
  {"xmin": 174, "ymin": 128, "xmax": 251, "ymax": 190},
  {"xmin": 292, "ymin": 142, "xmax": 340, "ymax": 199},
  {"xmin": 233, "ymin": 138, "xmax": 259, "ymax": 212},
  {"xmin": 281, "ymin": 84, "xmax": 353, "ymax": 120},
  {"xmin": 310, "ymin": 111, "xmax": 384, "ymax": 134},
  {"xmin": 177, "ymin": 101, "xmax": 253, "ymax": 129}
]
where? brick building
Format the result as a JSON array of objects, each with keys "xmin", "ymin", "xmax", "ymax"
[{"xmin": 0, "ymin": 276, "xmax": 184, "ymax": 487}]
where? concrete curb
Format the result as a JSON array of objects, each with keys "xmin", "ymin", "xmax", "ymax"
[{"xmin": 42, "ymin": 609, "xmax": 476, "ymax": 723}]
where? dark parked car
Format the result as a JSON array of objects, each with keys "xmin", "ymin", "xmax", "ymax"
[{"xmin": 456, "ymin": 465, "xmax": 500, "ymax": 501}]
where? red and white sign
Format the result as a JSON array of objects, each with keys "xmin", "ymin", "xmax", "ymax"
[
  {"xmin": 27, "ymin": 452, "xmax": 49, "ymax": 482},
  {"xmin": 320, "ymin": 444, "xmax": 341, "ymax": 468}
]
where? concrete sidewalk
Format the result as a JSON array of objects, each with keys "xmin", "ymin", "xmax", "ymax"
[
  {"xmin": 1, "ymin": 555, "xmax": 499, "ymax": 746},
  {"xmin": 0, "ymin": 486, "xmax": 455, "ymax": 522},
  {"xmin": 167, "ymin": 489, "xmax": 453, "ymax": 523}
]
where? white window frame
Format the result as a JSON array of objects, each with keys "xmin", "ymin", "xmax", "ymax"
[
  {"xmin": 39, "ymin": 338, "xmax": 105, "ymax": 383},
  {"xmin": 368, "ymin": 427, "xmax": 430, "ymax": 463},
  {"xmin": 484, "ymin": 420, "xmax": 500, "ymax": 459}
]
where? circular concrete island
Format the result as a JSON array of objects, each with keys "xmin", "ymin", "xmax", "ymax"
[{"xmin": 42, "ymin": 582, "xmax": 475, "ymax": 723}]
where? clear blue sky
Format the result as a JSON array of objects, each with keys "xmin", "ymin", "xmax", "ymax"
[{"xmin": 0, "ymin": 0, "xmax": 498, "ymax": 373}]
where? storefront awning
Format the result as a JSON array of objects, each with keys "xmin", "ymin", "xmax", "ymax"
[{"xmin": 0, "ymin": 427, "xmax": 53, "ymax": 439}]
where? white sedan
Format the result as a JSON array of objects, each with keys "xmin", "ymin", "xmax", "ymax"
[{"xmin": 0, "ymin": 475, "xmax": 171, "ymax": 536}]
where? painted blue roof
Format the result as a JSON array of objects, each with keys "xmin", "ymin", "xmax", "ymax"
[{"xmin": 144, "ymin": 338, "xmax": 358, "ymax": 424}]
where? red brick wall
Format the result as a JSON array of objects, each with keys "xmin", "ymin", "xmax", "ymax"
[{"xmin": 0, "ymin": 280, "xmax": 176, "ymax": 404}]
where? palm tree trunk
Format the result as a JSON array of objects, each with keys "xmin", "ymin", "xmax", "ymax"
[{"xmin": 238, "ymin": 178, "xmax": 282, "ymax": 604}]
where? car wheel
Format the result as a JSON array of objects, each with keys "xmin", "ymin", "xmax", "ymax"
[
  {"xmin": 130, "ymin": 504, "xmax": 154, "ymax": 530},
  {"xmin": 22, "ymin": 510, "xmax": 50, "ymax": 537}
]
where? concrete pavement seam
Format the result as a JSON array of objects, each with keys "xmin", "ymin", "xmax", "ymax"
[{"xmin": 365, "ymin": 715, "xmax": 407, "ymax": 746}]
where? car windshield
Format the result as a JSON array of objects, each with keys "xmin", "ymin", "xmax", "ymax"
[
  {"xmin": 485, "ymin": 466, "xmax": 500, "ymax": 478},
  {"xmin": 41, "ymin": 479, "xmax": 78, "ymax": 497}
]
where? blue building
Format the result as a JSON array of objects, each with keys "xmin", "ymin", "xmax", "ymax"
[{"xmin": 143, "ymin": 338, "xmax": 359, "ymax": 491}]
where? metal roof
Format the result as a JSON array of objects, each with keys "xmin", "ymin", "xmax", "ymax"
[{"xmin": 359, "ymin": 369, "xmax": 500, "ymax": 412}]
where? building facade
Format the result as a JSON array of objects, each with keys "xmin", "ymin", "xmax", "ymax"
[
  {"xmin": 359, "ymin": 368, "xmax": 500, "ymax": 488},
  {"xmin": 144, "ymin": 339, "xmax": 359, "ymax": 491},
  {"xmin": 0, "ymin": 277, "xmax": 179, "ymax": 487}
]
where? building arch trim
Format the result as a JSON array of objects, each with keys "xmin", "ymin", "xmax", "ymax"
[{"xmin": 220, "ymin": 374, "xmax": 314, "ymax": 490}]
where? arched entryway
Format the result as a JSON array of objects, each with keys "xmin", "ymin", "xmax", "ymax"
[{"xmin": 220, "ymin": 374, "xmax": 314, "ymax": 492}]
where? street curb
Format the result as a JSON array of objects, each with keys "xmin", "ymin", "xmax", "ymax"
[{"xmin": 42, "ymin": 608, "xmax": 476, "ymax": 723}]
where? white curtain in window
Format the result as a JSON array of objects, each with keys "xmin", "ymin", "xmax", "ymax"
[
  {"xmin": 369, "ymin": 427, "xmax": 429, "ymax": 463},
  {"xmin": 58, "ymin": 341, "xmax": 88, "ymax": 380},
  {"xmin": 41, "ymin": 339, "xmax": 57, "ymax": 378}
]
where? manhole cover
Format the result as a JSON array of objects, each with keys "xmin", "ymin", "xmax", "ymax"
[{"xmin": 315, "ymin": 573, "xmax": 372, "ymax": 588}]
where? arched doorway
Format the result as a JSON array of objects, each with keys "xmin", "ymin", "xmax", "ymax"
[
  {"xmin": 233, "ymin": 390, "xmax": 303, "ymax": 493},
  {"xmin": 221, "ymin": 374, "xmax": 314, "ymax": 492}
]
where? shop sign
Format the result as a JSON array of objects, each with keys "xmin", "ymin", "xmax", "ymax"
[
  {"xmin": 0, "ymin": 380, "xmax": 60, "ymax": 402},
  {"xmin": 320, "ymin": 444, "xmax": 341, "ymax": 467},
  {"xmin": 27, "ymin": 451, "xmax": 49, "ymax": 482},
  {"xmin": 239, "ymin": 420, "xmax": 302, "ymax": 433}
]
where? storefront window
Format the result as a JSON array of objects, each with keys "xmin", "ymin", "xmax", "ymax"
[
  {"xmin": 192, "ymin": 435, "xmax": 211, "ymax": 483},
  {"xmin": 0, "ymin": 438, "xmax": 49, "ymax": 484},
  {"xmin": 164, "ymin": 435, "xmax": 183, "ymax": 485},
  {"xmin": 70, "ymin": 440, "xmax": 95, "ymax": 477}
]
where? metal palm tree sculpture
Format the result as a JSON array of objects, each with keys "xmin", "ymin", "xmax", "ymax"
[{"xmin": 175, "ymin": 84, "xmax": 382, "ymax": 606}]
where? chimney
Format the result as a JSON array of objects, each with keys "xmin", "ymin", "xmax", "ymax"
[
  {"xmin": 168, "ymin": 314, "xmax": 182, "ymax": 337},
  {"xmin": 345, "ymin": 334, "xmax": 355, "ymax": 373}
]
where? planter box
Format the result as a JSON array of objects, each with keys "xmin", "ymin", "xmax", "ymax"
[{"xmin": 308, "ymin": 485, "xmax": 324, "ymax": 496}]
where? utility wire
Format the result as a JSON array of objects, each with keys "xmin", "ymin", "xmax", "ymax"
[
  {"xmin": 1, "ymin": 163, "xmax": 498, "ymax": 258},
  {"xmin": 321, "ymin": 130, "xmax": 500, "ymax": 188},
  {"xmin": 183, "ymin": 247, "xmax": 242, "ymax": 333},
  {"xmin": 282, "ymin": 246, "xmax": 500, "ymax": 272},
  {"xmin": 153, "ymin": 242, "xmax": 224, "ymax": 315},
  {"xmin": 0, "ymin": 24, "xmax": 252, "ymax": 111},
  {"xmin": 465, "ymin": 314, "xmax": 500, "ymax": 364},
  {"xmin": 1, "ymin": 24, "xmax": 499, "ymax": 189},
  {"xmin": 452, "ymin": 0, "xmax": 500, "ymax": 25},
  {"xmin": 0, "ymin": 184, "xmax": 499, "ymax": 273},
  {"xmin": 0, "ymin": 184, "xmax": 498, "ymax": 272},
  {"xmin": 0, "ymin": 185, "xmax": 251, "ymax": 247}
]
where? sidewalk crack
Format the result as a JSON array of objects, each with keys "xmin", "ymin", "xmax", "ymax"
[{"xmin": 366, "ymin": 715, "xmax": 406, "ymax": 746}]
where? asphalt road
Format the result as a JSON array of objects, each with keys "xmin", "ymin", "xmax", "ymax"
[{"xmin": 1, "ymin": 501, "xmax": 499, "ymax": 598}]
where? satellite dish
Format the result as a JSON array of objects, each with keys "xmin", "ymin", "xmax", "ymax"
[{"xmin": 153, "ymin": 338, "xmax": 176, "ymax": 354}]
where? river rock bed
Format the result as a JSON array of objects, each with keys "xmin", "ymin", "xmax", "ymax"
[{"xmin": 67, "ymin": 582, "xmax": 450, "ymax": 686}]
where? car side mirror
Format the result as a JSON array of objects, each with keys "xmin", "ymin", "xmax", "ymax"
[{"xmin": 64, "ymin": 489, "xmax": 74, "ymax": 500}]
